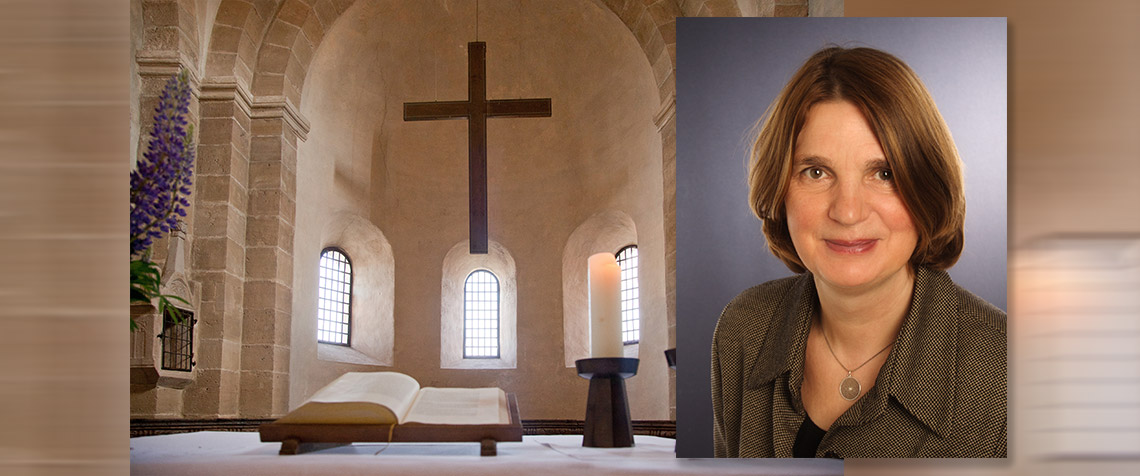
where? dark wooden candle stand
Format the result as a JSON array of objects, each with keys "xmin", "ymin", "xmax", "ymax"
[{"xmin": 575, "ymin": 357, "xmax": 638, "ymax": 448}]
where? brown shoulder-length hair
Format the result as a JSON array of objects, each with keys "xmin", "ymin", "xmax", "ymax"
[{"xmin": 748, "ymin": 46, "xmax": 965, "ymax": 274}]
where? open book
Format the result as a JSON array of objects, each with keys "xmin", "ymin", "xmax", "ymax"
[{"xmin": 275, "ymin": 371, "xmax": 509, "ymax": 426}]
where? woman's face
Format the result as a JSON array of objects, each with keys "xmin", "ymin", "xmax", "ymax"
[{"xmin": 785, "ymin": 100, "xmax": 917, "ymax": 292}]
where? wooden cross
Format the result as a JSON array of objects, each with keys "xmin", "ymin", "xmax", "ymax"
[{"xmin": 404, "ymin": 41, "xmax": 552, "ymax": 254}]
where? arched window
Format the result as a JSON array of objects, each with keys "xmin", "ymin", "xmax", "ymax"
[
  {"xmin": 317, "ymin": 248, "xmax": 352, "ymax": 345},
  {"xmin": 464, "ymin": 270, "xmax": 500, "ymax": 358},
  {"xmin": 616, "ymin": 245, "xmax": 639, "ymax": 345}
]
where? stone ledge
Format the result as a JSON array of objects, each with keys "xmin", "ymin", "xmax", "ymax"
[{"xmin": 316, "ymin": 342, "xmax": 389, "ymax": 367}]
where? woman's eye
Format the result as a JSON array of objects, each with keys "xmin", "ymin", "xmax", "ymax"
[
  {"xmin": 876, "ymin": 169, "xmax": 893, "ymax": 181},
  {"xmin": 805, "ymin": 167, "xmax": 825, "ymax": 179}
]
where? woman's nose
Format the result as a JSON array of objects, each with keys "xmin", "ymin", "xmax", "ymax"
[{"xmin": 828, "ymin": 180, "xmax": 869, "ymax": 225}]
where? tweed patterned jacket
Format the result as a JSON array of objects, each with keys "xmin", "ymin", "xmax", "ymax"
[{"xmin": 712, "ymin": 267, "xmax": 1007, "ymax": 458}]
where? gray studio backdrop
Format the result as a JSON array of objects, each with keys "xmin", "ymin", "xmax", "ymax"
[{"xmin": 675, "ymin": 17, "xmax": 1007, "ymax": 457}]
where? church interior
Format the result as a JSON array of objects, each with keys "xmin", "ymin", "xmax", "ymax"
[{"xmin": 129, "ymin": 0, "xmax": 841, "ymax": 441}]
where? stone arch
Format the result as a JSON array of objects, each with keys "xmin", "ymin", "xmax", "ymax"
[
  {"xmin": 196, "ymin": 1, "xmax": 839, "ymax": 130},
  {"xmin": 204, "ymin": 0, "xmax": 353, "ymax": 93},
  {"xmin": 204, "ymin": 0, "xmax": 280, "ymax": 87},
  {"xmin": 207, "ymin": 0, "xmax": 697, "ymax": 113},
  {"xmin": 594, "ymin": 0, "xmax": 685, "ymax": 103},
  {"xmin": 441, "ymin": 240, "xmax": 519, "ymax": 370},
  {"xmin": 248, "ymin": 0, "xmax": 350, "ymax": 107},
  {"xmin": 313, "ymin": 212, "xmax": 396, "ymax": 367}
]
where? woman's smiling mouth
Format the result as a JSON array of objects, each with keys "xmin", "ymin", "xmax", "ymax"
[{"xmin": 824, "ymin": 239, "xmax": 878, "ymax": 254}]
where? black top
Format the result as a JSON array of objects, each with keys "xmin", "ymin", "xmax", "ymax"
[{"xmin": 793, "ymin": 416, "xmax": 827, "ymax": 457}]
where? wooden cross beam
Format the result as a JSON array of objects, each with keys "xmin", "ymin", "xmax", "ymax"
[{"xmin": 404, "ymin": 41, "xmax": 552, "ymax": 254}]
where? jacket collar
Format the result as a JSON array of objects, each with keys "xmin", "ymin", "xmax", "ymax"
[
  {"xmin": 744, "ymin": 273, "xmax": 814, "ymax": 405},
  {"xmin": 744, "ymin": 267, "xmax": 958, "ymax": 438}
]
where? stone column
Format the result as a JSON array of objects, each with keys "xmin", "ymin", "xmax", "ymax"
[
  {"xmin": 130, "ymin": 57, "xmax": 201, "ymax": 417},
  {"xmin": 240, "ymin": 100, "xmax": 307, "ymax": 418},
  {"xmin": 639, "ymin": 0, "xmax": 679, "ymax": 422},
  {"xmin": 184, "ymin": 82, "xmax": 251, "ymax": 418},
  {"xmin": 131, "ymin": 0, "xmax": 203, "ymax": 418},
  {"xmin": 655, "ymin": 96, "xmax": 677, "ymax": 421}
]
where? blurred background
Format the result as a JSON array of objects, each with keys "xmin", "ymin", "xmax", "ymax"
[
  {"xmin": 1, "ymin": 0, "xmax": 1138, "ymax": 474},
  {"xmin": 847, "ymin": 2, "xmax": 1140, "ymax": 474}
]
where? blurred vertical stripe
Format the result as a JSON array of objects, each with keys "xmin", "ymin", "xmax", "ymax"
[
  {"xmin": 0, "ymin": 0, "xmax": 127, "ymax": 474},
  {"xmin": 1017, "ymin": 237, "xmax": 1140, "ymax": 458},
  {"xmin": 847, "ymin": 0, "xmax": 1140, "ymax": 474}
]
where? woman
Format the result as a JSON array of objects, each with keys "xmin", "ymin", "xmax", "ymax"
[{"xmin": 711, "ymin": 46, "xmax": 1006, "ymax": 458}]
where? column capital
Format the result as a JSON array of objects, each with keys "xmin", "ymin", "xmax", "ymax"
[
  {"xmin": 136, "ymin": 50, "xmax": 200, "ymax": 92},
  {"xmin": 199, "ymin": 78, "xmax": 312, "ymax": 142}
]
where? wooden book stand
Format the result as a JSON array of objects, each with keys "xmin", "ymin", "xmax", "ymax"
[{"xmin": 259, "ymin": 394, "xmax": 523, "ymax": 456}]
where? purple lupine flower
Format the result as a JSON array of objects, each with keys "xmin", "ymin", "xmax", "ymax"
[{"xmin": 130, "ymin": 70, "xmax": 196, "ymax": 256}]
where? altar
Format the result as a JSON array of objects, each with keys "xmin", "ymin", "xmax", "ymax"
[{"xmin": 130, "ymin": 431, "xmax": 842, "ymax": 476}]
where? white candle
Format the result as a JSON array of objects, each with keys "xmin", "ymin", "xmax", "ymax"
[{"xmin": 588, "ymin": 252, "xmax": 622, "ymax": 358}]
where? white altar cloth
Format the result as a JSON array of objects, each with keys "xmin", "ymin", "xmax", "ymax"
[{"xmin": 130, "ymin": 431, "xmax": 842, "ymax": 476}]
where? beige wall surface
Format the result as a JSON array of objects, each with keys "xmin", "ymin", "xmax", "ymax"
[{"xmin": 292, "ymin": 0, "xmax": 668, "ymax": 420}]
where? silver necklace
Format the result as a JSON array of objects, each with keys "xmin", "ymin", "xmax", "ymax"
[{"xmin": 821, "ymin": 328, "xmax": 893, "ymax": 401}]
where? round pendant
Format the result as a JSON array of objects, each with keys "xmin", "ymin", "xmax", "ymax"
[{"xmin": 839, "ymin": 375, "xmax": 861, "ymax": 401}]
